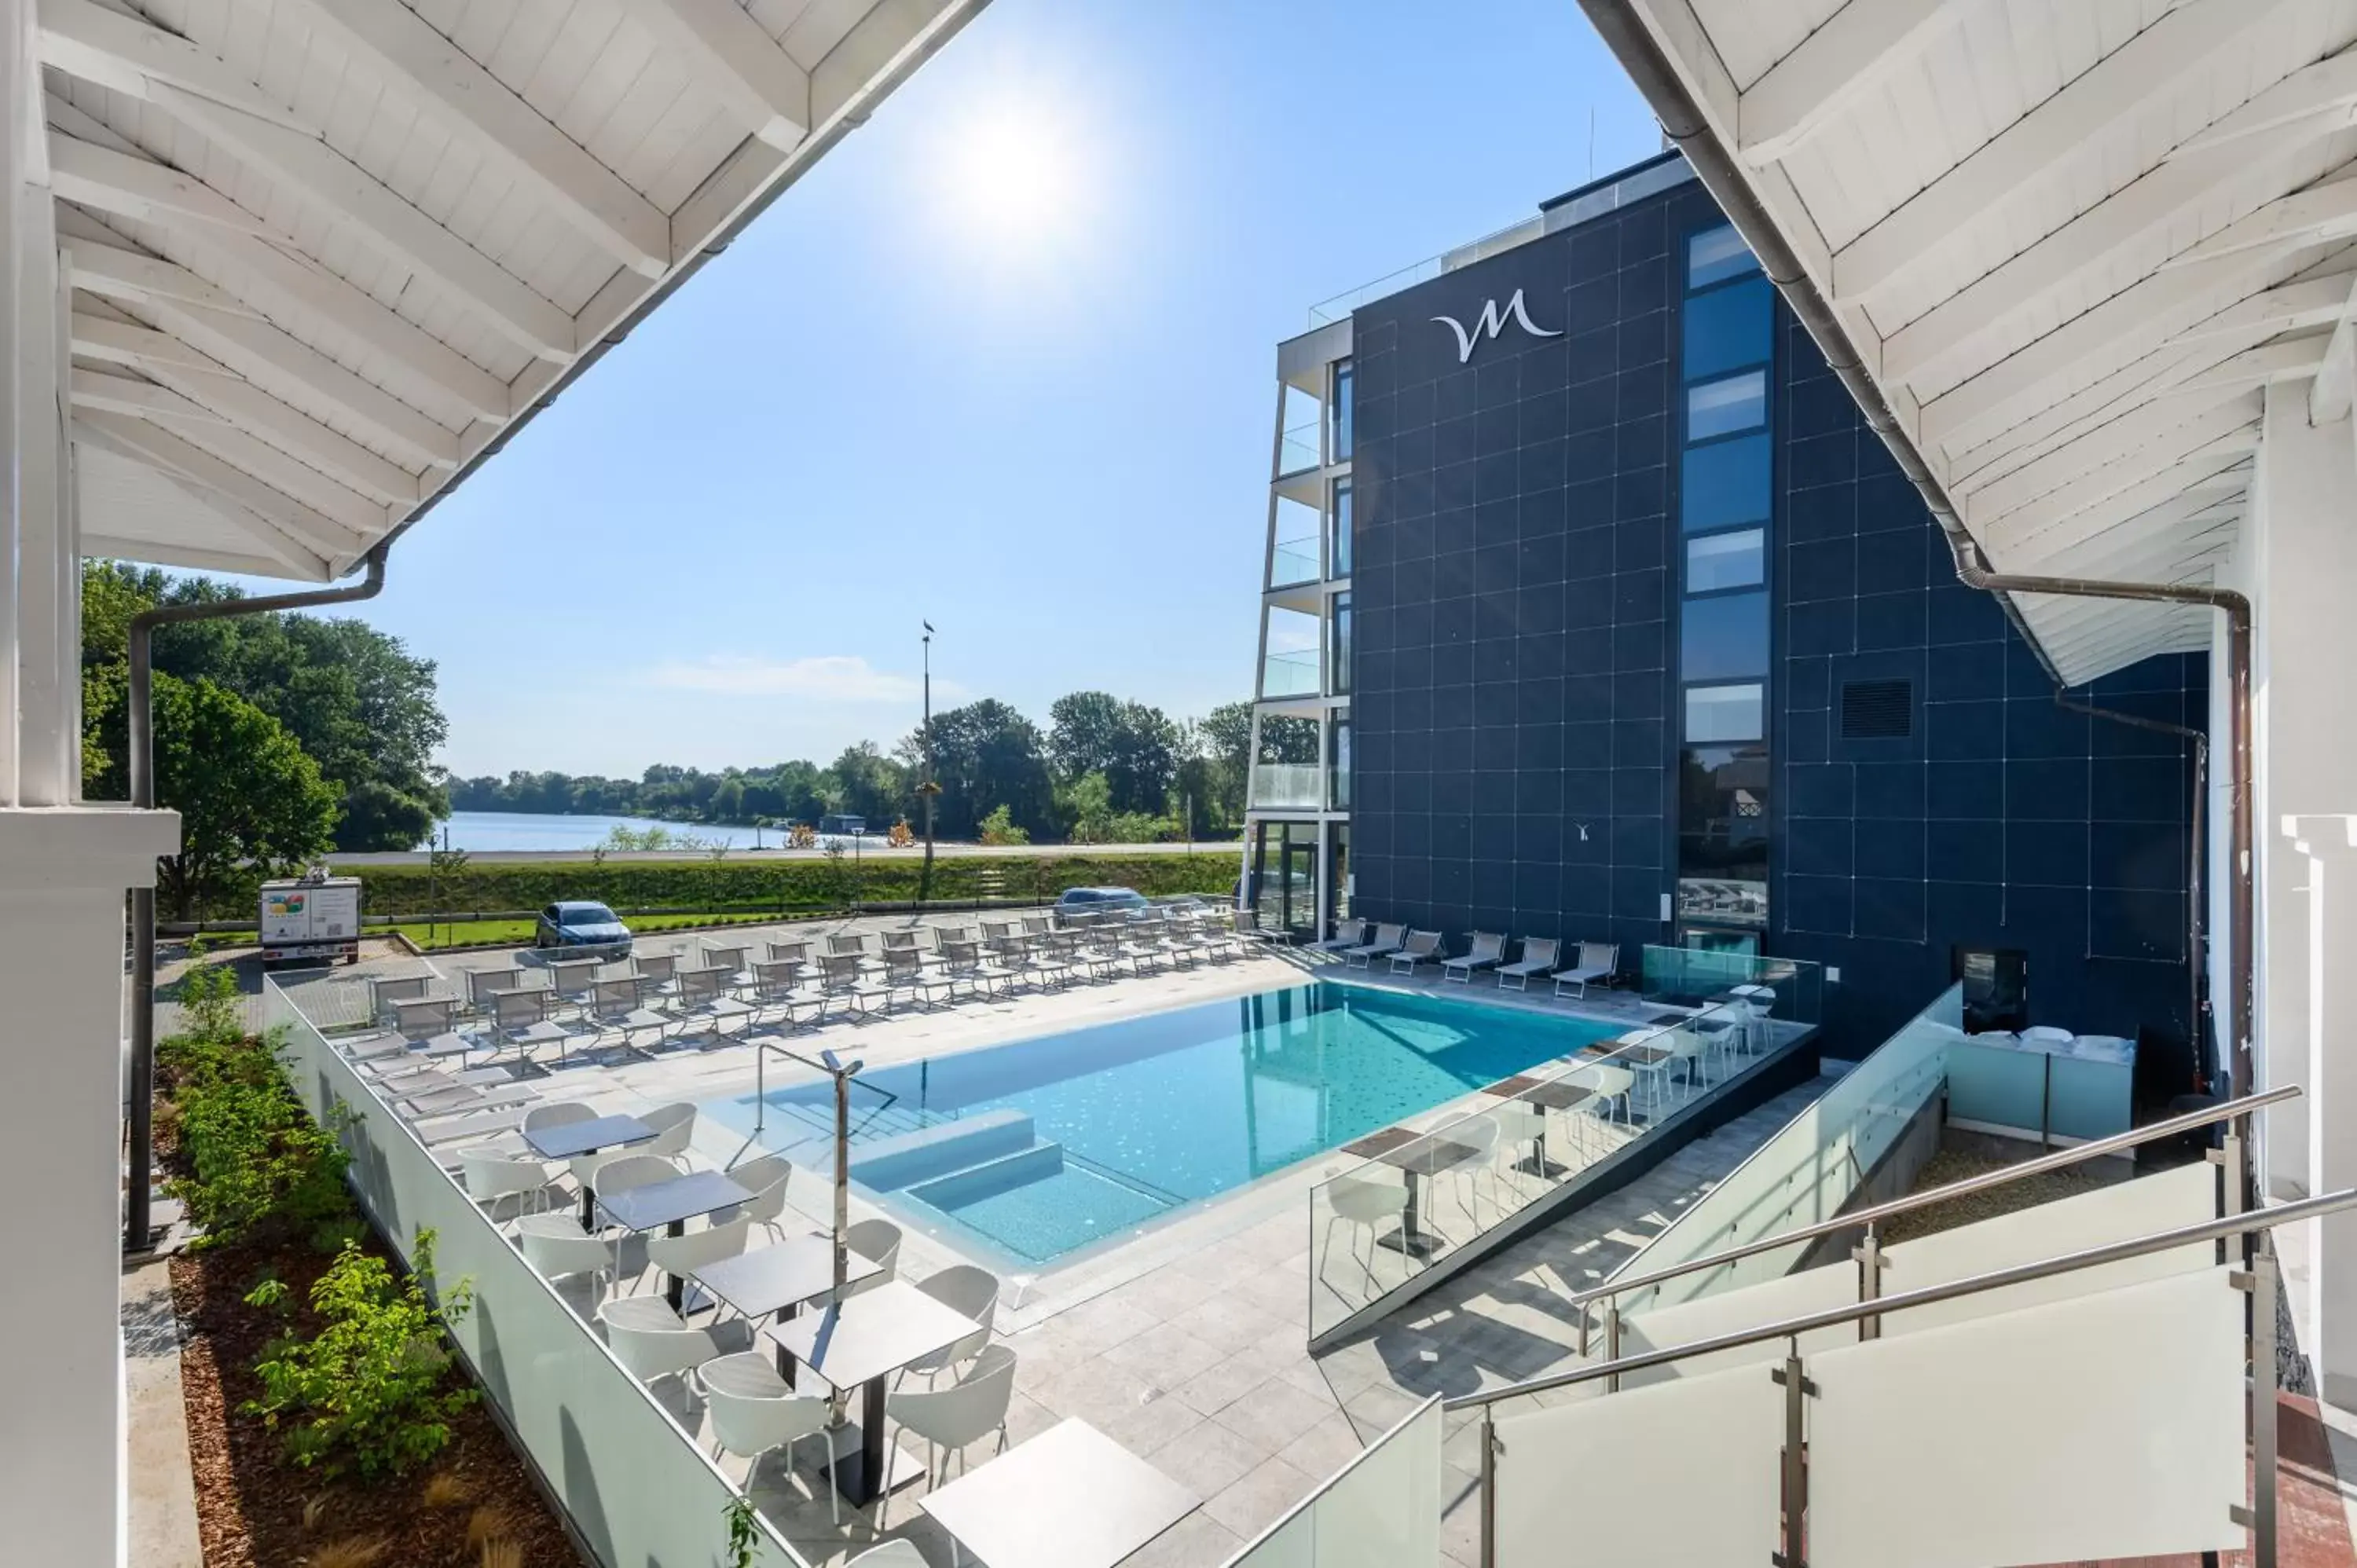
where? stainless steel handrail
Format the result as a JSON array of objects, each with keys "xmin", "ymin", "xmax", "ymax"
[
  {"xmin": 1562, "ymin": 1083, "xmax": 2297, "ymax": 1311},
  {"xmin": 1450, "ymin": 1183, "xmax": 2351, "ymax": 1411}
]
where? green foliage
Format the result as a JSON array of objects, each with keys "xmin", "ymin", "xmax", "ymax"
[
  {"xmin": 180, "ymin": 849, "xmax": 1240, "ymax": 920},
  {"xmin": 79, "ymin": 562, "xmax": 450, "ymax": 852},
  {"xmin": 149, "ymin": 673, "xmax": 341, "ymax": 920},
  {"xmin": 724, "ymin": 1494, "xmax": 759, "ymax": 1568},
  {"xmin": 163, "ymin": 1030, "xmax": 354, "ymax": 1252},
  {"xmin": 242, "ymin": 1231, "xmax": 478, "ymax": 1480},
  {"xmin": 602, "ymin": 823, "xmax": 710, "ymax": 853},
  {"xmin": 977, "ymin": 804, "xmax": 1029, "ymax": 846},
  {"xmin": 1047, "ymin": 691, "xmax": 1182, "ymax": 816},
  {"xmin": 904, "ymin": 698, "xmax": 1057, "ymax": 841},
  {"xmin": 174, "ymin": 939, "xmax": 244, "ymax": 1046}
]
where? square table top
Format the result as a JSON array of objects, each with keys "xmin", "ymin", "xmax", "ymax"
[
  {"xmin": 1488, "ymin": 1074, "xmax": 1596, "ymax": 1111},
  {"xmin": 1342, "ymin": 1125, "xmax": 1481, "ymax": 1176},
  {"xmin": 596, "ymin": 1170, "xmax": 752, "ymax": 1233},
  {"xmin": 920, "ymin": 1418, "xmax": 1197, "ymax": 1568},
  {"xmin": 1583, "ymin": 1039, "xmax": 1673, "ymax": 1066},
  {"xmin": 769, "ymin": 1279, "xmax": 981, "ymax": 1390},
  {"xmin": 521, "ymin": 1114, "xmax": 654, "ymax": 1160},
  {"xmin": 691, "ymin": 1233, "xmax": 886, "ymax": 1320}
]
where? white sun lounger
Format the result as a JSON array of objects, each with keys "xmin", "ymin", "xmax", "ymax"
[
  {"xmin": 1494, "ymin": 938, "xmax": 1560, "ymax": 991},
  {"xmin": 1388, "ymin": 929, "xmax": 1444, "ymax": 975},
  {"xmin": 1551, "ymin": 942, "xmax": 1621, "ymax": 999},
  {"xmin": 1343, "ymin": 922, "xmax": 1406, "ymax": 968},
  {"xmin": 1441, "ymin": 932, "xmax": 1505, "ymax": 984}
]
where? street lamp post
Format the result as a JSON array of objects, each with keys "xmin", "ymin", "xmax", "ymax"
[{"xmin": 919, "ymin": 621, "xmax": 940, "ymax": 905}]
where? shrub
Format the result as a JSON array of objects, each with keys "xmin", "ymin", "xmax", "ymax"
[
  {"xmin": 166, "ymin": 1031, "xmax": 354, "ymax": 1252},
  {"xmin": 977, "ymin": 804, "xmax": 1029, "ymax": 846},
  {"xmin": 243, "ymin": 1230, "xmax": 477, "ymax": 1479},
  {"xmin": 174, "ymin": 939, "xmax": 244, "ymax": 1046}
]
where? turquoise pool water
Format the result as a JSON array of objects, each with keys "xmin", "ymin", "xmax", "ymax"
[{"xmin": 711, "ymin": 980, "xmax": 1620, "ymax": 1267}]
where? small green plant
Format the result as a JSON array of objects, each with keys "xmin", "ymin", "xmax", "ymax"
[
  {"xmin": 724, "ymin": 1493, "xmax": 759, "ymax": 1568},
  {"xmin": 175, "ymin": 937, "xmax": 244, "ymax": 1045},
  {"xmin": 166, "ymin": 1033, "xmax": 355, "ymax": 1251},
  {"xmin": 977, "ymin": 804, "xmax": 1029, "ymax": 846},
  {"xmin": 243, "ymin": 1229, "xmax": 477, "ymax": 1479}
]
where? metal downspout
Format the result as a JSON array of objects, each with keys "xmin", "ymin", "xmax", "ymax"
[
  {"xmin": 1573, "ymin": 0, "xmax": 2258, "ymax": 1110},
  {"xmin": 124, "ymin": 544, "xmax": 390, "ymax": 1253}
]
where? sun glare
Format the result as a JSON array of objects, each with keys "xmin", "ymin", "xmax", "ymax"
[{"xmin": 938, "ymin": 101, "xmax": 1083, "ymax": 254}]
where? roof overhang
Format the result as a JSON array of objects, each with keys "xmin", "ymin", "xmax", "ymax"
[
  {"xmin": 46, "ymin": 0, "xmax": 987, "ymax": 581},
  {"xmin": 1585, "ymin": 0, "xmax": 2354, "ymax": 683}
]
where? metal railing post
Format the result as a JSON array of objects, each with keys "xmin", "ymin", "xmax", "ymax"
[
  {"xmin": 1774, "ymin": 1343, "xmax": 1812, "ymax": 1568},
  {"xmin": 1855, "ymin": 1221, "xmax": 1883, "ymax": 1342},
  {"xmin": 2252, "ymin": 1239, "xmax": 2279, "ymax": 1568},
  {"xmin": 1604, "ymin": 1299, "xmax": 1622, "ymax": 1393},
  {"xmin": 1479, "ymin": 1404, "xmax": 1499, "ymax": 1568}
]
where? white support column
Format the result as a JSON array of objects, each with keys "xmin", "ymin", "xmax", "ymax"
[
  {"xmin": 0, "ymin": 806, "xmax": 178, "ymax": 1566},
  {"xmin": 2282, "ymin": 817, "xmax": 2357, "ymax": 1409}
]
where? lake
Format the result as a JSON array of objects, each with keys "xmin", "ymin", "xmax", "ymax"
[{"xmin": 418, "ymin": 811, "xmax": 772, "ymax": 852}]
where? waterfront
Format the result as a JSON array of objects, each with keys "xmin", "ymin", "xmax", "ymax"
[{"xmin": 415, "ymin": 810, "xmax": 771, "ymax": 852}]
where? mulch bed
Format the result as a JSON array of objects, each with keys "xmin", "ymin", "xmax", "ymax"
[{"xmin": 170, "ymin": 1239, "xmax": 583, "ymax": 1568}]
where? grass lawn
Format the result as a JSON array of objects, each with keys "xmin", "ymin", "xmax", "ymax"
[{"xmin": 390, "ymin": 910, "xmax": 811, "ymax": 950}]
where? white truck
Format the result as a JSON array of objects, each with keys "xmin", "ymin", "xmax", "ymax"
[{"xmin": 258, "ymin": 874, "xmax": 363, "ymax": 968}]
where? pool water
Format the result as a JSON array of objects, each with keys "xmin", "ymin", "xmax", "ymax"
[{"xmin": 713, "ymin": 980, "xmax": 1619, "ymax": 1267}]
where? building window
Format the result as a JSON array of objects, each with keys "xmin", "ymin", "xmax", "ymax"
[
  {"xmin": 1677, "ymin": 743, "xmax": 1769, "ymax": 928},
  {"xmin": 1688, "ymin": 225, "xmax": 1761, "ymax": 289},
  {"xmin": 1330, "ymin": 358, "xmax": 1354, "ymax": 462},
  {"xmin": 1683, "ymin": 276, "xmax": 1773, "ymax": 379},
  {"xmin": 1687, "ymin": 370, "xmax": 1767, "ymax": 441},
  {"xmin": 1684, "ymin": 682, "xmax": 1764, "ymax": 743},
  {"xmin": 1329, "ymin": 591, "xmax": 1353, "ymax": 694},
  {"xmin": 1681, "ymin": 433, "xmax": 1771, "ymax": 532},
  {"xmin": 1687, "ymin": 528, "xmax": 1764, "ymax": 593},
  {"xmin": 1329, "ymin": 718, "xmax": 1351, "ymax": 810},
  {"xmin": 1680, "ymin": 590, "xmax": 1769, "ymax": 682},
  {"xmin": 1330, "ymin": 478, "xmax": 1353, "ymax": 578}
]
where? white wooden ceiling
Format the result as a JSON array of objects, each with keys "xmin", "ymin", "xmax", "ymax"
[
  {"xmin": 46, "ymin": 0, "xmax": 986, "ymax": 581},
  {"xmin": 1615, "ymin": 0, "xmax": 2357, "ymax": 683}
]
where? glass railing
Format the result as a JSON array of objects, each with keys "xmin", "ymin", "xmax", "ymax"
[
  {"xmin": 1261, "ymin": 650, "xmax": 1320, "ymax": 699},
  {"xmin": 1640, "ymin": 945, "xmax": 1824, "ymax": 1029},
  {"xmin": 1278, "ymin": 423, "xmax": 1322, "ymax": 475},
  {"xmin": 1249, "ymin": 763, "xmax": 1325, "ymax": 810},
  {"xmin": 266, "ymin": 974, "xmax": 814, "ymax": 1568},
  {"xmin": 1612, "ymin": 982, "xmax": 1959, "ymax": 1315},
  {"xmin": 1222, "ymin": 1394, "xmax": 1442, "ymax": 1566},
  {"xmin": 1270, "ymin": 537, "xmax": 1322, "ymax": 588},
  {"xmin": 1308, "ymin": 995, "xmax": 1782, "ymax": 1342}
]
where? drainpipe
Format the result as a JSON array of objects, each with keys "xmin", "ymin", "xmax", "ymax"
[
  {"xmin": 124, "ymin": 544, "xmax": 390, "ymax": 1253},
  {"xmin": 1574, "ymin": 0, "xmax": 2258, "ymax": 1113},
  {"xmin": 2051, "ymin": 688, "xmax": 2210, "ymax": 1081}
]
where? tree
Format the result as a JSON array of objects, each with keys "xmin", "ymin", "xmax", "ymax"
[
  {"xmin": 80, "ymin": 562, "xmax": 449, "ymax": 851},
  {"xmin": 904, "ymin": 699, "xmax": 1055, "ymax": 841},
  {"xmin": 825, "ymin": 742, "xmax": 906, "ymax": 826},
  {"xmin": 1047, "ymin": 691, "xmax": 1181, "ymax": 815},
  {"xmin": 150, "ymin": 675, "xmax": 339, "ymax": 918}
]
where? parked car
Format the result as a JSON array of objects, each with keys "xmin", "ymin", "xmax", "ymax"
[
  {"xmin": 534, "ymin": 900, "xmax": 632, "ymax": 958},
  {"xmin": 1054, "ymin": 886, "xmax": 1149, "ymax": 924}
]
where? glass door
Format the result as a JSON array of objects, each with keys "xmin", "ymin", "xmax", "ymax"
[{"xmin": 1279, "ymin": 832, "xmax": 1318, "ymax": 940}]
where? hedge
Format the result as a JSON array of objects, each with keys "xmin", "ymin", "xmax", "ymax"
[{"xmin": 196, "ymin": 851, "xmax": 1241, "ymax": 921}]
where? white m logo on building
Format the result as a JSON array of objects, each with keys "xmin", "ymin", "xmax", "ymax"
[{"xmin": 1431, "ymin": 288, "xmax": 1563, "ymax": 365}]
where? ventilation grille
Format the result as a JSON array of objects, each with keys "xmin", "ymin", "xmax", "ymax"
[{"xmin": 1840, "ymin": 679, "xmax": 1913, "ymax": 740}]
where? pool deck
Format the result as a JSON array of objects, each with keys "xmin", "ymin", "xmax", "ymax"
[{"xmin": 306, "ymin": 914, "xmax": 1831, "ymax": 1566}]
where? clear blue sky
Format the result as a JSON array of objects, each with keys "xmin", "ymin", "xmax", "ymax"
[{"xmin": 289, "ymin": 0, "xmax": 1660, "ymax": 781}]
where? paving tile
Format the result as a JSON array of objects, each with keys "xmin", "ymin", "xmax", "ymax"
[
  {"xmin": 1094, "ymin": 1387, "xmax": 1208, "ymax": 1458},
  {"xmin": 1146, "ymin": 1414, "xmax": 1272, "ymax": 1497},
  {"xmin": 1214, "ymin": 1376, "xmax": 1343, "ymax": 1453},
  {"xmin": 1116, "ymin": 1508, "xmax": 1243, "ymax": 1568},
  {"xmin": 1343, "ymin": 1379, "xmax": 1427, "ymax": 1438},
  {"xmin": 1281, "ymin": 1412, "xmax": 1367, "ymax": 1478},
  {"xmin": 1169, "ymin": 1291, "xmax": 1291, "ymax": 1352},
  {"xmin": 1172, "ymin": 1348, "xmax": 1293, "ymax": 1416},
  {"xmin": 1200, "ymin": 1454, "xmax": 1321, "ymax": 1541},
  {"xmin": 1098, "ymin": 1320, "xmax": 1229, "ymax": 1387}
]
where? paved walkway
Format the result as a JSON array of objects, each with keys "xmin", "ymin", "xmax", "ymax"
[{"xmin": 269, "ymin": 921, "xmax": 1823, "ymax": 1566}]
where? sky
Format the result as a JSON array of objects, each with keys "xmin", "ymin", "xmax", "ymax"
[{"xmin": 248, "ymin": 0, "xmax": 1662, "ymax": 782}]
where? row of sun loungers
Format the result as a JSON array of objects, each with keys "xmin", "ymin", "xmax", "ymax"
[{"xmin": 1321, "ymin": 921, "xmax": 1622, "ymax": 998}]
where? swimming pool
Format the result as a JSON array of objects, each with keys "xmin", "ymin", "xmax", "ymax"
[{"xmin": 711, "ymin": 980, "xmax": 1621, "ymax": 1267}]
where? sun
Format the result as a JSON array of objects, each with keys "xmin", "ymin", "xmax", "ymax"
[{"xmin": 937, "ymin": 100, "xmax": 1081, "ymax": 253}]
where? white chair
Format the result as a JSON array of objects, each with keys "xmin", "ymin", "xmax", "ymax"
[
  {"xmin": 724, "ymin": 1154, "xmax": 794, "ymax": 1240},
  {"xmin": 697, "ymin": 1351, "xmax": 839, "ymax": 1525},
  {"xmin": 640, "ymin": 1102, "xmax": 698, "ymax": 1168},
  {"xmin": 460, "ymin": 1152, "xmax": 554, "ymax": 1222},
  {"xmin": 1567, "ymin": 1063, "xmax": 1636, "ymax": 1152},
  {"xmin": 838, "ymin": 1218, "xmax": 901, "ymax": 1299},
  {"xmin": 643, "ymin": 1215, "xmax": 751, "ymax": 1305},
  {"xmin": 845, "ymin": 1543, "xmax": 926, "ymax": 1567},
  {"xmin": 588, "ymin": 1152, "xmax": 676, "ymax": 1202},
  {"xmin": 1490, "ymin": 1100, "xmax": 1549, "ymax": 1196},
  {"xmin": 898, "ymin": 1266, "xmax": 999, "ymax": 1385},
  {"xmin": 1320, "ymin": 1171, "xmax": 1408, "ymax": 1289},
  {"xmin": 524, "ymin": 1101, "xmax": 598, "ymax": 1137},
  {"xmin": 597, "ymin": 1296, "xmax": 717, "ymax": 1389},
  {"xmin": 1442, "ymin": 1114, "xmax": 1504, "ymax": 1222},
  {"xmin": 880, "ymin": 1344, "xmax": 1017, "ymax": 1526},
  {"xmin": 516, "ymin": 1214, "xmax": 614, "ymax": 1295}
]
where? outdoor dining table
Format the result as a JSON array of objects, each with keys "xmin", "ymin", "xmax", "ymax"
[
  {"xmin": 690, "ymin": 1233, "xmax": 886, "ymax": 1376},
  {"xmin": 768, "ymin": 1278, "xmax": 983, "ymax": 1507},
  {"xmin": 1341, "ymin": 1124, "xmax": 1480, "ymax": 1258},
  {"xmin": 596, "ymin": 1169, "xmax": 754, "ymax": 1311},
  {"xmin": 520, "ymin": 1112, "xmax": 658, "ymax": 1227},
  {"xmin": 920, "ymin": 1417, "xmax": 1198, "ymax": 1568},
  {"xmin": 1486, "ymin": 1073, "xmax": 1596, "ymax": 1176}
]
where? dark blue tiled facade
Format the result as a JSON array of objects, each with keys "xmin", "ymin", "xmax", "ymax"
[{"xmin": 1346, "ymin": 160, "xmax": 2205, "ymax": 1057}]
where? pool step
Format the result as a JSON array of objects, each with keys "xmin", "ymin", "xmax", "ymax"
[
  {"xmin": 908, "ymin": 1142, "xmax": 1066, "ymax": 1209},
  {"xmin": 843, "ymin": 1108, "xmax": 1036, "ymax": 1192}
]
